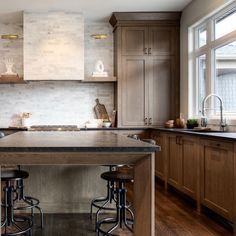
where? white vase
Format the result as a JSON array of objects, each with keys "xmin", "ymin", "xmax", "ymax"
[{"xmin": 22, "ymin": 118, "xmax": 31, "ymax": 128}]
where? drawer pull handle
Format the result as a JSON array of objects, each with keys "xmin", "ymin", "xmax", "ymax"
[{"xmin": 144, "ymin": 48, "xmax": 148, "ymax": 55}]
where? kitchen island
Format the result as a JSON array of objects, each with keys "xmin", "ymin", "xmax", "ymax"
[{"xmin": 0, "ymin": 131, "xmax": 159, "ymax": 236}]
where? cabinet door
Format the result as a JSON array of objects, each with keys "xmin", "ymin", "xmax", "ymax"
[
  {"xmin": 121, "ymin": 27, "xmax": 148, "ymax": 56},
  {"xmin": 201, "ymin": 139, "xmax": 234, "ymax": 221},
  {"xmin": 181, "ymin": 136, "xmax": 198, "ymax": 199},
  {"xmin": 120, "ymin": 56, "xmax": 148, "ymax": 127},
  {"xmin": 152, "ymin": 131, "xmax": 165, "ymax": 180},
  {"xmin": 168, "ymin": 135, "xmax": 182, "ymax": 190},
  {"xmin": 148, "ymin": 56, "xmax": 173, "ymax": 126},
  {"xmin": 148, "ymin": 27, "xmax": 175, "ymax": 56}
]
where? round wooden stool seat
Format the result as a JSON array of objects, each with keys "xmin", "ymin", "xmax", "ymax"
[
  {"xmin": 1, "ymin": 170, "xmax": 29, "ymax": 181},
  {"xmin": 101, "ymin": 170, "xmax": 133, "ymax": 182}
]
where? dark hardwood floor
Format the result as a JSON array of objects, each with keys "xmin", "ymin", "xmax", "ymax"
[{"xmin": 32, "ymin": 182, "xmax": 233, "ymax": 236}]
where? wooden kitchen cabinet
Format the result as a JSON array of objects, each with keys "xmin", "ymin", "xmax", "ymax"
[
  {"xmin": 121, "ymin": 27, "xmax": 148, "ymax": 56},
  {"xmin": 148, "ymin": 56, "xmax": 174, "ymax": 126},
  {"xmin": 181, "ymin": 135, "xmax": 199, "ymax": 199},
  {"xmin": 200, "ymin": 139, "xmax": 234, "ymax": 221},
  {"xmin": 120, "ymin": 56, "xmax": 148, "ymax": 127},
  {"xmin": 167, "ymin": 134, "xmax": 199, "ymax": 199},
  {"xmin": 151, "ymin": 130, "xmax": 236, "ymax": 223},
  {"xmin": 151, "ymin": 131, "xmax": 166, "ymax": 180},
  {"xmin": 148, "ymin": 27, "xmax": 176, "ymax": 56},
  {"xmin": 110, "ymin": 12, "xmax": 180, "ymax": 128},
  {"xmin": 167, "ymin": 134, "xmax": 182, "ymax": 189}
]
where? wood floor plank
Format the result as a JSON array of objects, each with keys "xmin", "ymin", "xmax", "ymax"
[{"xmin": 32, "ymin": 182, "xmax": 233, "ymax": 236}]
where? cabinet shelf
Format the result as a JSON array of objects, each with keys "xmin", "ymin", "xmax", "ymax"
[
  {"xmin": 0, "ymin": 75, "xmax": 26, "ymax": 84},
  {"xmin": 83, "ymin": 76, "xmax": 117, "ymax": 83}
]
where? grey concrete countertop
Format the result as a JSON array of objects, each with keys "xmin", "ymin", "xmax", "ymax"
[
  {"xmin": 0, "ymin": 131, "xmax": 159, "ymax": 152},
  {"xmin": 154, "ymin": 128, "xmax": 236, "ymax": 141}
]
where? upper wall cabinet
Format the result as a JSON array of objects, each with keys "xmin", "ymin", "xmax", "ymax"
[
  {"xmin": 121, "ymin": 27, "xmax": 148, "ymax": 56},
  {"xmin": 121, "ymin": 26, "xmax": 176, "ymax": 56},
  {"xmin": 24, "ymin": 12, "xmax": 84, "ymax": 81},
  {"xmin": 110, "ymin": 12, "xmax": 181, "ymax": 127}
]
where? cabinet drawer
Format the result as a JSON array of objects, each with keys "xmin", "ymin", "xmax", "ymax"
[{"xmin": 200, "ymin": 139, "xmax": 233, "ymax": 150}]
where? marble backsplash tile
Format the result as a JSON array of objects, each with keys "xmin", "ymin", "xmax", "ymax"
[{"xmin": 0, "ymin": 81, "xmax": 114, "ymax": 127}]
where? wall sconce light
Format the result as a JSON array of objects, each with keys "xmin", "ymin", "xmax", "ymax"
[
  {"xmin": 91, "ymin": 34, "xmax": 108, "ymax": 39},
  {"xmin": 1, "ymin": 34, "xmax": 20, "ymax": 40}
]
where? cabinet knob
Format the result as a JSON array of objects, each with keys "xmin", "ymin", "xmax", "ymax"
[
  {"xmin": 149, "ymin": 118, "xmax": 152, "ymax": 125},
  {"xmin": 144, "ymin": 48, "xmax": 148, "ymax": 55},
  {"xmin": 144, "ymin": 118, "xmax": 148, "ymax": 125},
  {"xmin": 148, "ymin": 48, "xmax": 152, "ymax": 55}
]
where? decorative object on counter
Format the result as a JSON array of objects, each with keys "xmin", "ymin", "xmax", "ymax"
[
  {"xmin": 94, "ymin": 98, "xmax": 110, "ymax": 121},
  {"xmin": 1, "ymin": 58, "xmax": 17, "ymax": 75},
  {"xmin": 21, "ymin": 112, "xmax": 32, "ymax": 128},
  {"xmin": 85, "ymin": 119, "xmax": 103, "ymax": 128},
  {"xmin": 186, "ymin": 119, "xmax": 199, "ymax": 129},
  {"xmin": 92, "ymin": 60, "xmax": 108, "ymax": 77},
  {"xmin": 103, "ymin": 121, "xmax": 112, "ymax": 128},
  {"xmin": 192, "ymin": 127, "xmax": 212, "ymax": 132},
  {"xmin": 175, "ymin": 113, "xmax": 185, "ymax": 128},
  {"xmin": 164, "ymin": 120, "xmax": 174, "ymax": 128},
  {"xmin": 110, "ymin": 110, "xmax": 117, "ymax": 128},
  {"xmin": 90, "ymin": 34, "xmax": 108, "ymax": 39}
]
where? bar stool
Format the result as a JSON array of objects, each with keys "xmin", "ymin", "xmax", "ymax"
[
  {"xmin": 1, "ymin": 170, "xmax": 33, "ymax": 236},
  {"xmin": 96, "ymin": 170, "xmax": 134, "ymax": 236},
  {"xmin": 90, "ymin": 165, "xmax": 118, "ymax": 231},
  {"xmin": 14, "ymin": 166, "xmax": 44, "ymax": 229}
]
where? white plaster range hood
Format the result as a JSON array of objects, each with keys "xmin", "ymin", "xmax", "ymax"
[{"xmin": 24, "ymin": 11, "xmax": 84, "ymax": 81}]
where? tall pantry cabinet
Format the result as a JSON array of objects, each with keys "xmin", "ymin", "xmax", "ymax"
[{"xmin": 110, "ymin": 13, "xmax": 181, "ymax": 127}]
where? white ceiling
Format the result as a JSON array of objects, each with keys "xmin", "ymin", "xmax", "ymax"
[{"xmin": 0, "ymin": 0, "xmax": 192, "ymax": 23}]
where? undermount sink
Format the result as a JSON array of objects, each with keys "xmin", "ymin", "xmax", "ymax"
[
  {"xmin": 190, "ymin": 130, "xmax": 225, "ymax": 133},
  {"xmin": 186, "ymin": 128, "xmax": 232, "ymax": 133}
]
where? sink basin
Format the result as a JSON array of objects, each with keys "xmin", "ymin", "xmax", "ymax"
[{"xmin": 190, "ymin": 130, "xmax": 224, "ymax": 133}]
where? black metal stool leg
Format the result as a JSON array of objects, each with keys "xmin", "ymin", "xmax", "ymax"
[
  {"xmin": 97, "ymin": 180, "xmax": 134, "ymax": 235},
  {"xmin": 1, "ymin": 171, "xmax": 33, "ymax": 236}
]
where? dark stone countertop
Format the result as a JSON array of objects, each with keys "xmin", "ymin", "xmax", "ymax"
[
  {"xmin": 0, "ymin": 131, "xmax": 160, "ymax": 152},
  {"xmin": 0, "ymin": 127, "xmax": 148, "ymax": 131},
  {"xmin": 0, "ymin": 127, "xmax": 28, "ymax": 131},
  {"xmin": 80, "ymin": 127, "xmax": 149, "ymax": 131},
  {"xmin": 154, "ymin": 128, "xmax": 236, "ymax": 141}
]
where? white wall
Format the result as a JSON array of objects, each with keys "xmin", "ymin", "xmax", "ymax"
[{"xmin": 180, "ymin": 0, "xmax": 234, "ymax": 118}]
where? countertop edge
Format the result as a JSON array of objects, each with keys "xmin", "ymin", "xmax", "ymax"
[{"xmin": 153, "ymin": 128, "xmax": 236, "ymax": 141}]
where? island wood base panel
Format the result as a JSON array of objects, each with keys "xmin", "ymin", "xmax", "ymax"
[{"xmin": 0, "ymin": 152, "xmax": 155, "ymax": 236}]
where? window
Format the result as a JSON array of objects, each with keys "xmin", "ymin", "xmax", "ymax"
[
  {"xmin": 197, "ymin": 54, "xmax": 206, "ymax": 111},
  {"xmin": 190, "ymin": 3, "xmax": 236, "ymax": 118},
  {"xmin": 215, "ymin": 41, "xmax": 236, "ymax": 113},
  {"xmin": 198, "ymin": 27, "xmax": 207, "ymax": 48},
  {"xmin": 215, "ymin": 9, "xmax": 236, "ymax": 39}
]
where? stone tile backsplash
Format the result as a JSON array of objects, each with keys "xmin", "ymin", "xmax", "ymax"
[
  {"xmin": 24, "ymin": 12, "xmax": 84, "ymax": 81},
  {"xmin": 0, "ymin": 81, "xmax": 114, "ymax": 127},
  {"xmin": 0, "ymin": 19, "xmax": 114, "ymax": 127}
]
